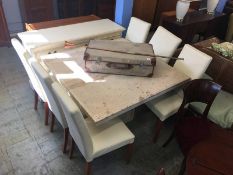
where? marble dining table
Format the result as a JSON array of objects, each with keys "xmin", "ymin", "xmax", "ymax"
[{"xmin": 36, "ymin": 46, "xmax": 190, "ymax": 125}]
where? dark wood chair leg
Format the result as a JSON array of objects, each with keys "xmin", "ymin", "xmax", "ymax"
[
  {"xmin": 50, "ymin": 113, "xmax": 55, "ymax": 132},
  {"xmin": 69, "ymin": 137, "xmax": 75, "ymax": 159},
  {"xmin": 85, "ymin": 162, "xmax": 92, "ymax": 175},
  {"xmin": 125, "ymin": 143, "xmax": 134, "ymax": 164},
  {"xmin": 163, "ymin": 129, "xmax": 175, "ymax": 147},
  {"xmin": 34, "ymin": 91, "xmax": 38, "ymax": 111},
  {"xmin": 44, "ymin": 102, "xmax": 49, "ymax": 126},
  {"xmin": 63, "ymin": 128, "xmax": 69, "ymax": 154},
  {"xmin": 178, "ymin": 158, "xmax": 186, "ymax": 175},
  {"xmin": 153, "ymin": 118, "xmax": 163, "ymax": 143}
]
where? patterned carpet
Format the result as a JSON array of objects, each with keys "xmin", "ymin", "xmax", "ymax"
[{"xmin": 0, "ymin": 46, "xmax": 183, "ymax": 175}]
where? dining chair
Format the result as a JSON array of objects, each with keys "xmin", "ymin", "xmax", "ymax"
[
  {"xmin": 149, "ymin": 26, "xmax": 182, "ymax": 63},
  {"xmin": 146, "ymin": 44, "xmax": 213, "ymax": 142},
  {"xmin": 125, "ymin": 17, "xmax": 151, "ymax": 43},
  {"xmin": 51, "ymin": 82, "xmax": 135, "ymax": 175},
  {"xmin": 11, "ymin": 38, "xmax": 49, "ymax": 119},
  {"xmin": 31, "ymin": 62, "xmax": 68, "ymax": 153},
  {"xmin": 165, "ymin": 79, "xmax": 221, "ymax": 174}
]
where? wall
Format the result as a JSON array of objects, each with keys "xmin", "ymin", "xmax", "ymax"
[
  {"xmin": 2, "ymin": 0, "xmax": 23, "ymax": 34},
  {"xmin": 115, "ymin": 0, "xmax": 133, "ymax": 35},
  {"xmin": 2, "ymin": 0, "xmax": 58, "ymax": 34}
]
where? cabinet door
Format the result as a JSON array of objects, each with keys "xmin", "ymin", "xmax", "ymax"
[
  {"xmin": 0, "ymin": 0, "xmax": 10, "ymax": 47},
  {"xmin": 133, "ymin": 0, "xmax": 158, "ymax": 24},
  {"xmin": 93, "ymin": 0, "xmax": 116, "ymax": 20},
  {"xmin": 20, "ymin": 0, "xmax": 53, "ymax": 23}
]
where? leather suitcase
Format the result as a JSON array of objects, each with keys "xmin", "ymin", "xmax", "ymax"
[{"xmin": 84, "ymin": 40, "xmax": 156, "ymax": 77}]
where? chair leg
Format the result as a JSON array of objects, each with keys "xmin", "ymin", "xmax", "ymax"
[
  {"xmin": 163, "ymin": 129, "xmax": 175, "ymax": 147},
  {"xmin": 34, "ymin": 91, "xmax": 38, "ymax": 111},
  {"xmin": 69, "ymin": 137, "xmax": 75, "ymax": 159},
  {"xmin": 85, "ymin": 162, "xmax": 92, "ymax": 175},
  {"xmin": 125, "ymin": 143, "xmax": 134, "ymax": 164},
  {"xmin": 63, "ymin": 128, "xmax": 69, "ymax": 154},
  {"xmin": 178, "ymin": 158, "xmax": 186, "ymax": 175},
  {"xmin": 44, "ymin": 102, "xmax": 49, "ymax": 126},
  {"xmin": 50, "ymin": 113, "xmax": 55, "ymax": 132},
  {"xmin": 153, "ymin": 118, "xmax": 163, "ymax": 143}
]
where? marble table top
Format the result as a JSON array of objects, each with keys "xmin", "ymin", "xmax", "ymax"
[{"xmin": 38, "ymin": 47, "xmax": 190, "ymax": 124}]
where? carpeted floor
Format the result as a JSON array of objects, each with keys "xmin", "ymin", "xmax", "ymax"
[{"xmin": 0, "ymin": 46, "xmax": 183, "ymax": 175}]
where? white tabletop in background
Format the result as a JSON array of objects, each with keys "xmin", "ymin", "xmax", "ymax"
[{"xmin": 17, "ymin": 19, "xmax": 125, "ymax": 55}]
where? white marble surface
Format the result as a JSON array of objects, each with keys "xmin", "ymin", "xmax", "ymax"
[
  {"xmin": 38, "ymin": 47, "xmax": 190, "ymax": 124},
  {"xmin": 17, "ymin": 19, "xmax": 125, "ymax": 56}
]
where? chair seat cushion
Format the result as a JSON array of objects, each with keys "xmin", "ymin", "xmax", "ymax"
[
  {"xmin": 190, "ymin": 90, "xmax": 233, "ymax": 128},
  {"xmin": 146, "ymin": 92, "xmax": 183, "ymax": 121},
  {"xmin": 85, "ymin": 118, "xmax": 135, "ymax": 159},
  {"xmin": 176, "ymin": 116, "xmax": 211, "ymax": 156}
]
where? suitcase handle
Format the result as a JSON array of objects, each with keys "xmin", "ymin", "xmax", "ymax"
[{"xmin": 106, "ymin": 63, "xmax": 133, "ymax": 70}]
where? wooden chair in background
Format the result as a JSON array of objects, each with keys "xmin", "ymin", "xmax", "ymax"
[{"xmin": 163, "ymin": 79, "xmax": 221, "ymax": 175}]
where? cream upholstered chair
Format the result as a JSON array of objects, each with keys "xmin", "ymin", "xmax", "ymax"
[
  {"xmin": 146, "ymin": 44, "xmax": 213, "ymax": 142},
  {"xmin": 31, "ymin": 62, "xmax": 68, "ymax": 153},
  {"xmin": 149, "ymin": 26, "xmax": 182, "ymax": 63},
  {"xmin": 11, "ymin": 38, "xmax": 49, "ymax": 117},
  {"xmin": 51, "ymin": 82, "xmax": 135, "ymax": 175},
  {"xmin": 125, "ymin": 17, "xmax": 151, "ymax": 43}
]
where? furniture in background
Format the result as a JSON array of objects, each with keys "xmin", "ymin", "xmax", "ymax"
[
  {"xmin": 57, "ymin": 0, "xmax": 116, "ymax": 20},
  {"xmin": 186, "ymin": 140, "xmax": 233, "ymax": 175},
  {"xmin": 224, "ymin": 0, "xmax": 233, "ymax": 14},
  {"xmin": 149, "ymin": 26, "xmax": 182, "ymax": 63},
  {"xmin": 225, "ymin": 13, "xmax": 233, "ymax": 41},
  {"xmin": 156, "ymin": 168, "xmax": 165, "ymax": 175},
  {"xmin": 165, "ymin": 79, "xmax": 221, "ymax": 175},
  {"xmin": 51, "ymin": 81, "xmax": 135, "ymax": 175},
  {"xmin": 25, "ymin": 15, "xmax": 101, "ymax": 31},
  {"xmin": 132, "ymin": 0, "xmax": 201, "ymax": 29},
  {"xmin": 146, "ymin": 45, "xmax": 213, "ymax": 142},
  {"xmin": 0, "ymin": 0, "xmax": 10, "ymax": 47},
  {"xmin": 31, "ymin": 62, "xmax": 69, "ymax": 153},
  {"xmin": 19, "ymin": 0, "xmax": 54, "ymax": 23},
  {"xmin": 162, "ymin": 10, "xmax": 228, "ymax": 45},
  {"xmin": 125, "ymin": 17, "xmax": 151, "ymax": 43},
  {"xmin": 189, "ymin": 37, "xmax": 233, "ymax": 129},
  {"xmin": 193, "ymin": 37, "xmax": 233, "ymax": 94},
  {"xmin": 18, "ymin": 19, "xmax": 125, "ymax": 55}
]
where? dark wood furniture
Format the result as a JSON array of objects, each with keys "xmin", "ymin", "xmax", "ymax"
[
  {"xmin": 162, "ymin": 10, "xmax": 228, "ymax": 45},
  {"xmin": 19, "ymin": 0, "xmax": 54, "ymax": 23},
  {"xmin": 25, "ymin": 15, "xmax": 101, "ymax": 31},
  {"xmin": 133, "ymin": 0, "xmax": 158, "ymax": 24},
  {"xmin": 0, "ymin": 0, "xmax": 10, "ymax": 47},
  {"xmin": 164, "ymin": 79, "xmax": 221, "ymax": 175},
  {"xmin": 193, "ymin": 37, "xmax": 233, "ymax": 94},
  {"xmin": 186, "ymin": 122, "xmax": 233, "ymax": 175},
  {"xmin": 57, "ymin": 0, "xmax": 115, "ymax": 20},
  {"xmin": 186, "ymin": 141, "xmax": 233, "ymax": 175},
  {"xmin": 156, "ymin": 168, "xmax": 165, "ymax": 175},
  {"xmin": 132, "ymin": 0, "xmax": 201, "ymax": 29}
]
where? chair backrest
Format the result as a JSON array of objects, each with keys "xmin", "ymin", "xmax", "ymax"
[
  {"xmin": 125, "ymin": 17, "xmax": 151, "ymax": 43},
  {"xmin": 31, "ymin": 62, "xmax": 67, "ymax": 128},
  {"xmin": 149, "ymin": 26, "xmax": 182, "ymax": 63},
  {"xmin": 11, "ymin": 38, "xmax": 46, "ymax": 100},
  {"xmin": 174, "ymin": 44, "xmax": 212, "ymax": 80},
  {"xmin": 51, "ymin": 82, "xmax": 93, "ymax": 161},
  {"xmin": 179, "ymin": 79, "xmax": 221, "ymax": 118}
]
